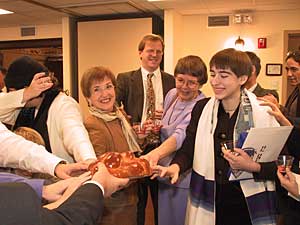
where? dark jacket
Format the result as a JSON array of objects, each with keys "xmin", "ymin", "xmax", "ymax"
[
  {"xmin": 116, "ymin": 68, "xmax": 175, "ymax": 123},
  {"xmin": 0, "ymin": 182, "xmax": 104, "ymax": 225}
]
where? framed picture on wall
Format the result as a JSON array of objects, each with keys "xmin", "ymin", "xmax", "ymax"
[{"xmin": 266, "ymin": 63, "xmax": 282, "ymax": 76}]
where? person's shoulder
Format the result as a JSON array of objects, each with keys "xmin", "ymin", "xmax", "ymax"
[
  {"xmin": 52, "ymin": 92, "xmax": 78, "ymax": 105},
  {"xmin": 161, "ymin": 70, "xmax": 173, "ymax": 78},
  {"xmin": 194, "ymin": 98, "xmax": 210, "ymax": 111},
  {"xmin": 84, "ymin": 115, "xmax": 105, "ymax": 127},
  {"xmin": 117, "ymin": 69, "xmax": 140, "ymax": 78},
  {"xmin": 166, "ymin": 88, "xmax": 177, "ymax": 98}
]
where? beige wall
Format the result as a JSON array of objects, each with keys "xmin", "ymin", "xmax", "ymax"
[
  {"xmin": 164, "ymin": 9, "xmax": 300, "ymax": 103},
  {"xmin": 77, "ymin": 17, "xmax": 152, "ymax": 117},
  {"xmin": 0, "ymin": 24, "xmax": 61, "ymax": 41}
]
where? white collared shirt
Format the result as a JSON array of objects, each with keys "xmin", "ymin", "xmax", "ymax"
[
  {"xmin": 140, "ymin": 66, "xmax": 163, "ymax": 123},
  {"xmin": 247, "ymin": 83, "xmax": 258, "ymax": 93}
]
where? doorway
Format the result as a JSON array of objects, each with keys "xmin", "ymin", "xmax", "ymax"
[{"xmin": 283, "ymin": 31, "xmax": 300, "ymax": 103}]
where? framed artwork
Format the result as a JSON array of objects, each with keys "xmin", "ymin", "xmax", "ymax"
[{"xmin": 266, "ymin": 63, "xmax": 282, "ymax": 76}]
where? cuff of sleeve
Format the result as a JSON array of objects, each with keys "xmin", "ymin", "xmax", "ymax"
[
  {"xmin": 25, "ymin": 179, "xmax": 45, "ymax": 199},
  {"xmin": 253, "ymin": 162, "xmax": 276, "ymax": 180},
  {"xmin": 84, "ymin": 180, "xmax": 105, "ymax": 195}
]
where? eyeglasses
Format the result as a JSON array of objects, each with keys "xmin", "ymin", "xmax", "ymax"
[
  {"xmin": 175, "ymin": 77, "xmax": 199, "ymax": 88},
  {"xmin": 92, "ymin": 83, "xmax": 115, "ymax": 93}
]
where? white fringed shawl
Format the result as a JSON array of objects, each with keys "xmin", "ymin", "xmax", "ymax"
[{"xmin": 185, "ymin": 90, "xmax": 279, "ymax": 225}]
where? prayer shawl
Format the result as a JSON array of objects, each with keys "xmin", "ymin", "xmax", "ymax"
[
  {"xmin": 89, "ymin": 105, "xmax": 142, "ymax": 153},
  {"xmin": 185, "ymin": 89, "xmax": 279, "ymax": 225}
]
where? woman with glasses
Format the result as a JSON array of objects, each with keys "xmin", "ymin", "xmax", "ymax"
[
  {"xmin": 81, "ymin": 66, "xmax": 141, "ymax": 225},
  {"xmin": 154, "ymin": 48, "xmax": 280, "ymax": 225},
  {"xmin": 144, "ymin": 55, "xmax": 208, "ymax": 225}
]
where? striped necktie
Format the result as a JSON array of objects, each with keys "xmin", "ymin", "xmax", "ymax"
[{"xmin": 146, "ymin": 73, "xmax": 155, "ymax": 119}]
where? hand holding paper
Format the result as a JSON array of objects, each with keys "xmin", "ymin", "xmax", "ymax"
[{"xmin": 228, "ymin": 126, "xmax": 293, "ymax": 181}]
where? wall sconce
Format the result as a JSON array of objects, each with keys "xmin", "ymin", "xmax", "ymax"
[{"xmin": 235, "ymin": 36, "xmax": 245, "ymax": 50}]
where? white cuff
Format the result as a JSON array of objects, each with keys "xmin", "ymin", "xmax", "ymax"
[{"xmin": 84, "ymin": 180, "xmax": 105, "ymax": 195}]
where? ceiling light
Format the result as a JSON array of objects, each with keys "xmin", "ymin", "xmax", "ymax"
[
  {"xmin": 0, "ymin": 8, "xmax": 14, "ymax": 15},
  {"xmin": 235, "ymin": 36, "xmax": 245, "ymax": 50},
  {"xmin": 235, "ymin": 36, "xmax": 245, "ymax": 46}
]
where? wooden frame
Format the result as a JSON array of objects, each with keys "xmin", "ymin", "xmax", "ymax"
[{"xmin": 266, "ymin": 63, "xmax": 282, "ymax": 76}]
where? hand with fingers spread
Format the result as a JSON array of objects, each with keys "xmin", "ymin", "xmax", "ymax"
[
  {"xmin": 277, "ymin": 168, "xmax": 300, "ymax": 198},
  {"xmin": 151, "ymin": 164, "xmax": 180, "ymax": 184},
  {"xmin": 23, "ymin": 72, "xmax": 53, "ymax": 102},
  {"xmin": 258, "ymin": 94, "xmax": 280, "ymax": 107},
  {"xmin": 43, "ymin": 172, "xmax": 92, "ymax": 209},
  {"xmin": 222, "ymin": 148, "xmax": 261, "ymax": 173},
  {"xmin": 258, "ymin": 97, "xmax": 292, "ymax": 126}
]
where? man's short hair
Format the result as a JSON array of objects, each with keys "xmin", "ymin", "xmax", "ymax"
[
  {"xmin": 138, "ymin": 34, "xmax": 164, "ymax": 52},
  {"xmin": 245, "ymin": 51, "xmax": 261, "ymax": 77}
]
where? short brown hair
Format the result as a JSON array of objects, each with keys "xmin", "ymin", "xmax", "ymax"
[
  {"xmin": 245, "ymin": 51, "xmax": 261, "ymax": 76},
  {"xmin": 209, "ymin": 48, "xmax": 252, "ymax": 78},
  {"xmin": 138, "ymin": 34, "xmax": 164, "ymax": 52},
  {"xmin": 174, "ymin": 55, "xmax": 208, "ymax": 85},
  {"xmin": 81, "ymin": 66, "xmax": 116, "ymax": 98}
]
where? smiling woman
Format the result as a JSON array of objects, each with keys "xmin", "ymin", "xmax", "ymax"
[{"xmin": 80, "ymin": 66, "xmax": 142, "ymax": 225}]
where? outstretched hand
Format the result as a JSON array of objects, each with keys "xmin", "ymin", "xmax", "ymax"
[
  {"xmin": 43, "ymin": 172, "xmax": 91, "ymax": 209},
  {"xmin": 54, "ymin": 162, "xmax": 88, "ymax": 179},
  {"xmin": 151, "ymin": 164, "xmax": 180, "ymax": 184},
  {"xmin": 258, "ymin": 97, "xmax": 291, "ymax": 126},
  {"xmin": 91, "ymin": 162, "xmax": 129, "ymax": 197}
]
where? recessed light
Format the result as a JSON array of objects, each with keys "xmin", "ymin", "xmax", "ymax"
[{"xmin": 0, "ymin": 8, "xmax": 14, "ymax": 15}]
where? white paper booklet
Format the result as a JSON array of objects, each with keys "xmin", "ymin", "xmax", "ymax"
[{"xmin": 229, "ymin": 126, "xmax": 293, "ymax": 181}]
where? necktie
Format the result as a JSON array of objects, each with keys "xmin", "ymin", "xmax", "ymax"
[{"xmin": 146, "ymin": 73, "xmax": 155, "ymax": 119}]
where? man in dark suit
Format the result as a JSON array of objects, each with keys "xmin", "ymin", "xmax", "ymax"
[
  {"xmin": 0, "ymin": 163, "xmax": 129, "ymax": 225},
  {"xmin": 245, "ymin": 51, "xmax": 279, "ymax": 101},
  {"xmin": 116, "ymin": 34, "xmax": 175, "ymax": 123},
  {"xmin": 116, "ymin": 34, "xmax": 175, "ymax": 225}
]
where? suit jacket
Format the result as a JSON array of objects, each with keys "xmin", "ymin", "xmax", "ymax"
[
  {"xmin": 116, "ymin": 68, "xmax": 175, "ymax": 123},
  {"xmin": 253, "ymin": 83, "xmax": 279, "ymax": 101},
  {"xmin": 0, "ymin": 182, "xmax": 104, "ymax": 225}
]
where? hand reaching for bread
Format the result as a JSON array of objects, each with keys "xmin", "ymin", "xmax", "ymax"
[{"xmin": 88, "ymin": 151, "xmax": 152, "ymax": 179}]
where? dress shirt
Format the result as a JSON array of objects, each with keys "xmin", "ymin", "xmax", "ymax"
[
  {"xmin": 247, "ymin": 83, "xmax": 258, "ymax": 93},
  {"xmin": 0, "ymin": 172, "xmax": 44, "ymax": 198},
  {"xmin": 0, "ymin": 122, "xmax": 62, "ymax": 176},
  {"xmin": 0, "ymin": 90, "xmax": 96, "ymax": 163}
]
